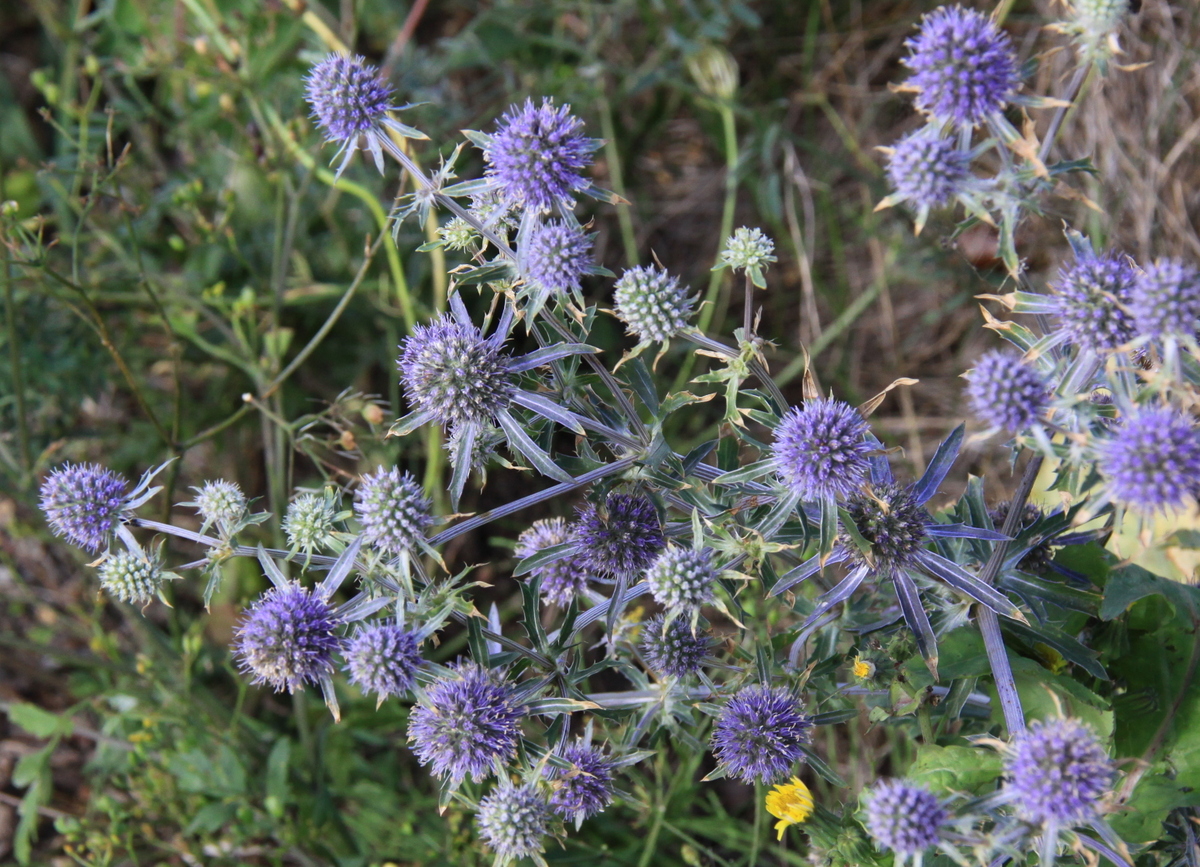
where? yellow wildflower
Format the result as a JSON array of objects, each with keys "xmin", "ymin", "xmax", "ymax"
[
  {"xmin": 852, "ymin": 655, "xmax": 875, "ymax": 679},
  {"xmin": 765, "ymin": 776, "xmax": 814, "ymax": 840}
]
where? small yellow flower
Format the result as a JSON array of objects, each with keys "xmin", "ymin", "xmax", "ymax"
[
  {"xmin": 852, "ymin": 655, "xmax": 876, "ymax": 679},
  {"xmin": 765, "ymin": 776, "xmax": 814, "ymax": 840}
]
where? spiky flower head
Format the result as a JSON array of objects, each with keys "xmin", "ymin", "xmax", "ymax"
[
  {"xmin": 437, "ymin": 217, "xmax": 477, "ymax": 252},
  {"xmin": 1071, "ymin": 0, "xmax": 1129, "ymax": 35},
  {"xmin": 1130, "ymin": 258, "xmax": 1200, "ymax": 340},
  {"xmin": 885, "ymin": 127, "xmax": 972, "ymax": 211},
  {"xmin": 283, "ymin": 491, "xmax": 339, "ymax": 555},
  {"xmin": 98, "ymin": 548, "xmax": 164, "ymax": 605},
  {"xmin": 640, "ymin": 613, "xmax": 713, "ymax": 679},
  {"xmin": 476, "ymin": 782, "xmax": 552, "ymax": 863},
  {"xmin": 1096, "ymin": 406, "xmax": 1200, "ymax": 512},
  {"xmin": 1005, "ymin": 717, "xmax": 1114, "ymax": 824},
  {"xmin": 646, "ymin": 546, "xmax": 718, "ymax": 613},
  {"xmin": 766, "ymin": 777, "xmax": 814, "ymax": 841},
  {"xmin": 840, "ymin": 484, "xmax": 929, "ymax": 568},
  {"xmin": 515, "ymin": 518, "xmax": 588, "ymax": 607},
  {"xmin": 344, "ymin": 623, "xmax": 422, "ymax": 701},
  {"xmin": 304, "ymin": 54, "xmax": 393, "ymax": 144},
  {"xmin": 522, "ymin": 219, "xmax": 593, "ymax": 297},
  {"xmin": 719, "ymin": 227, "xmax": 777, "ymax": 274},
  {"xmin": 398, "ymin": 314, "xmax": 515, "ymax": 431},
  {"xmin": 964, "ymin": 349, "xmax": 1052, "ymax": 433},
  {"xmin": 903, "ymin": 5, "xmax": 1020, "ymax": 127},
  {"xmin": 613, "ymin": 265, "xmax": 695, "ymax": 344},
  {"xmin": 354, "ymin": 467, "xmax": 433, "ymax": 556},
  {"xmin": 710, "ymin": 684, "xmax": 813, "ymax": 784},
  {"xmin": 407, "ymin": 661, "xmax": 525, "ymax": 786},
  {"xmin": 773, "ymin": 398, "xmax": 872, "ymax": 501},
  {"xmin": 234, "ymin": 583, "xmax": 342, "ymax": 693},
  {"xmin": 545, "ymin": 743, "xmax": 617, "ymax": 824},
  {"xmin": 485, "ymin": 98, "xmax": 593, "ymax": 213},
  {"xmin": 990, "ymin": 500, "xmax": 1053, "ymax": 572},
  {"xmin": 40, "ymin": 463, "xmax": 129, "ymax": 553},
  {"xmin": 1049, "ymin": 251, "xmax": 1138, "ymax": 353},
  {"xmin": 191, "ymin": 480, "xmax": 246, "ymax": 533},
  {"xmin": 575, "ymin": 493, "xmax": 666, "ymax": 578},
  {"xmin": 864, "ymin": 780, "xmax": 948, "ymax": 857}
]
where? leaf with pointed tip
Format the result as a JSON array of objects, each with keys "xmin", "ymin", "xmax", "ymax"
[
  {"xmin": 526, "ymin": 697, "xmax": 601, "ymax": 715},
  {"xmin": 497, "ymin": 411, "xmax": 573, "ymax": 483},
  {"xmin": 319, "ymin": 535, "xmax": 363, "ymax": 601},
  {"xmin": 916, "ymin": 551, "xmax": 1026, "ymax": 622},
  {"xmin": 257, "ymin": 545, "xmax": 289, "ymax": 589},
  {"xmin": 895, "ymin": 570, "xmax": 938, "ymax": 680},
  {"xmin": 799, "ymin": 745, "xmax": 847, "ymax": 786},
  {"xmin": 804, "ymin": 565, "xmax": 870, "ymax": 624},
  {"xmin": 511, "ymin": 391, "xmax": 586, "ymax": 434},
  {"xmin": 912, "ymin": 424, "xmax": 964, "ymax": 505},
  {"xmin": 389, "ymin": 409, "xmax": 436, "ymax": 438},
  {"xmin": 926, "ymin": 522, "xmax": 1008, "ymax": 541}
]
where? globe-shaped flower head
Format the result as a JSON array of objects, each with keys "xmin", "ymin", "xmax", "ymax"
[
  {"xmin": 99, "ymin": 548, "xmax": 164, "ymax": 605},
  {"xmin": 485, "ymin": 98, "xmax": 593, "ymax": 213},
  {"xmin": 283, "ymin": 491, "xmax": 339, "ymax": 556},
  {"xmin": 398, "ymin": 314, "xmax": 516, "ymax": 432},
  {"xmin": 515, "ymin": 518, "xmax": 588, "ymax": 607},
  {"xmin": 1005, "ymin": 717, "xmax": 1113, "ymax": 824},
  {"xmin": 544, "ymin": 743, "xmax": 617, "ymax": 825},
  {"xmin": 646, "ymin": 546, "xmax": 718, "ymax": 614},
  {"xmin": 1129, "ymin": 258, "xmax": 1200, "ymax": 341},
  {"xmin": 521, "ymin": 219, "xmax": 593, "ymax": 300},
  {"xmin": 476, "ymin": 783, "xmax": 552, "ymax": 863},
  {"xmin": 407, "ymin": 662, "xmax": 525, "ymax": 786},
  {"xmin": 1096, "ymin": 406, "xmax": 1200, "ymax": 513},
  {"xmin": 344, "ymin": 623, "xmax": 423, "ymax": 701},
  {"xmin": 840, "ymin": 484, "xmax": 930, "ymax": 569},
  {"xmin": 964, "ymin": 349, "xmax": 1051, "ymax": 434},
  {"xmin": 613, "ymin": 265, "xmax": 696, "ymax": 346},
  {"xmin": 903, "ymin": 5, "xmax": 1020, "ymax": 127},
  {"xmin": 640, "ymin": 613, "xmax": 713, "ymax": 679},
  {"xmin": 191, "ymin": 480, "xmax": 246, "ymax": 533},
  {"xmin": 711, "ymin": 684, "xmax": 813, "ymax": 784},
  {"xmin": 354, "ymin": 467, "xmax": 433, "ymax": 556},
  {"xmin": 773, "ymin": 398, "xmax": 872, "ymax": 501},
  {"xmin": 40, "ymin": 463, "xmax": 129, "ymax": 553},
  {"xmin": 1048, "ymin": 250, "xmax": 1138, "ymax": 353},
  {"xmin": 883, "ymin": 128, "xmax": 973, "ymax": 232},
  {"xmin": 864, "ymin": 780, "xmax": 948, "ymax": 857},
  {"xmin": 234, "ymin": 583, "xmax": 342, "ymax": 693},
  {"xmin": 575, "ymin": 493, "xmax": 666, "ymax": 578}
]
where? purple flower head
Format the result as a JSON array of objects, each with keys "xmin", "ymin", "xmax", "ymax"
[
  {"xmin": 640, "ymin": 613, "xmax": 713, "ymax": 679},
  {"xmin": 1006, "ymin": 717, "xmax": 1113, "ymax": 824},
  {"xmin": 885, "ymin": 127, "xmax": 972, "ymax": 211},
  {"xmin": 354, "ymin": 467, "xmax": 433, "ymax": 556},
  {"xmin": 234, "ymin": 583, "xmax": 342, "ymax": 693},
  {"xmin": 407, "ymin": 661, "xmax": 525, "ymax": 786},
  {"xmin": 545, "ymin": 743, "xmax": 617, "ymax": 824},
  {"xmin": 646, "ymin": 546, "xmax": 718, "ymax": 614},
  {"xmin": 613, "ymin": 265, "xmax": 695, "ymax": 344},
  {"xmin": 840, "ymin": 484, "xmax": 929, "ymax": 568},
  {"xmin": 515, "ymin": 518, "xmax": 588, "ymax": 607},
  {"xmin": 398, "ymin": 314, "xmax": 516, "ymax": 431},
  {"xmin": 773, "ymin": 398, "xmax": 872, "ymax": 501},
  {"xmin": 304, "ymin": 54, "xmax": 394, "ymax": 144},
  {"xmin": 99, "ymin": 548, "xmax": 164, "ymax": 605},
  {"xmin": 1130, "ymin": 258, "xmax": 1200, "ymax": 340},
  {"xmin": 344, "ymin": 623, "xmax": 422, "ymax": 701},
  {"xmin": 711, "ymin": 684, "xmax": 813, "ymax": 784},
  {"xmin": 904, "ymin": 5, "xmax": 1020, "ymax": 127},
  {"xmin": 864, "ymin": 779, "xmax": 948, "ymax": 857},
  {"xmin": 40, "ymin": 463, "xmax": 129, "ymax": 553},
  {"xmin": 522, "ymin": 219, "xmax": 593, "ymax": 297},
  {"xmin": 964, "ymin": 349, "xmax": 1052, "ymax": 433},
  {"xmin": 1096, "ymin": 406, "xmax": 1200, "ymax": 512},
  {"xmin": 485, "ymin": 98, "xmax": 593, "ymax": 213},
  {"xmin": 1050, "ymin": 251, "xmax": 1138, "ymax": 353},
  {"xmin": 477, "ymin": 782, "xmax": 552, "ymax": 862},
  {"xmin": 575, "ymin": 493, "xmax": 666, "ymax": 578}
]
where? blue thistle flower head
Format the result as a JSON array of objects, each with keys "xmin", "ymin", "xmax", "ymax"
[
  {"xmin": 772, "ymin": 398, "xmax": 872, "ymax": 501},
  {"xmin": 575, "ymin": 493, "xmax": 666, "ymax": 578},
  {"xmin": 1096, "ymin": 406, "xmax": 1200, "ymax": 512},
  {"xmin": 234, "ymin": 583, "xmax": 342, "ymax": 693},
  {"xmin": 545, "ymin": 743, "xmax": 617, "ymax": 825},
  {"xmin": 354, "ymin": 467, "xmax": 433, "ymax": 556},
  {"xmin": 710, "ymin": 684, "xmax": 813, "ymax": 784},
  {"xmin": 407, "ymin": 661, "xmax": 525, "ymax": 786},
  {"xmin": 864, "ymin": 779, "xmax": 948, "ymax": 857},
  {"xmin": 885, "ymin": 127, "xmax": 972, "ymax": 211},
  {"xmin": 40, "ymin": 463, "xmax": 130, "ymax": 553},
  {"xmin": 1130, "ymin": 258, "xmax": 1200, "ymax": 340},
  {"xmin": 719, "ymin": 227, "xmax": 777, "ymax": 273},
  {"xmin": 477, "ymin": 782, "xmax": 552, "ymax": 863},
  {"xmin": 283, "ymin": 490, "xmax": 339, "ymax": 555},
  {"xmin": 521, "ymin": 219, "xmax": 593, "ymax": 298},
  {"xmin": 1005, "ymin": 717, "xmax": 1113, "ymax": 824},
  {"xmin": 516, "ymin": 518, "xmax": 588, "ymax": 607},
  {"xmin": 646, "ymin": 546, "xmax": 717, "ymax": 614},
  {"xmin": 613, "ymin": 265, "xmax": 695, "ymax": 345},
  {"xmin": 344, "ymin": 622, "xmax": 422, "ymax": 701},
  {"xmin": 99, "ymin": 548, "xmax": 164, "ymax": 605},
  {"xmin": 1049, "ymin": 250, "xmax": 1138, "ymax": 353},
  {"xmin": 640, "ymin": 613, "xmax": 713, "ymax": 679},
  {"xmin": 840, "ymin": 483, "xmax": 930, "ymax": 569},
  {"xmin": 305, "ymin": 54, "xmax": 393, "ymax": 144},
  {"xmin": 903, "ymin": 5, "xmax": 1020, "ymax": 127},
  {"xmin": 191, "ymin": 480, "xmax": 246, "ymax": 533},
  {"xmin": 485, "ymin": 98, "xmax": 593, "ymax": 213},
  {"xmin": 964, "ymin": 349, "xmax": 1052, "ymax": 433},
  {"xmin": 398, "ymin": 314, "xmax": 516, "ymax": 431}
]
